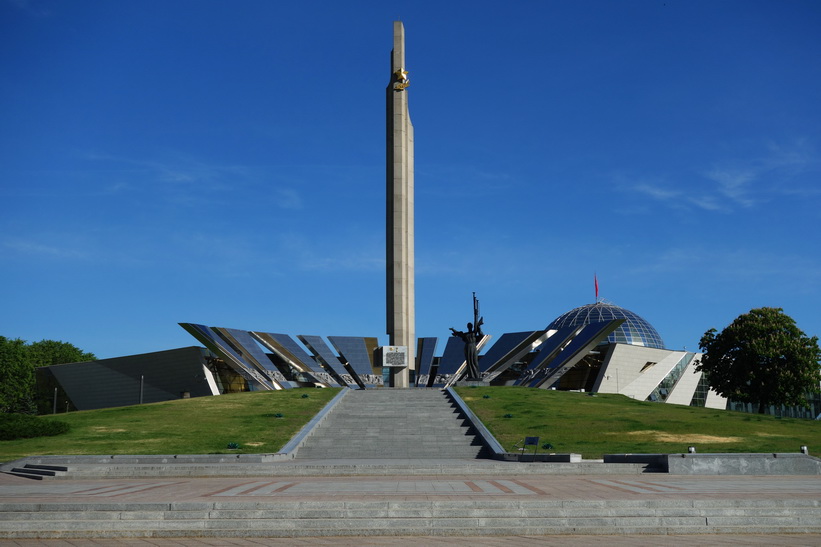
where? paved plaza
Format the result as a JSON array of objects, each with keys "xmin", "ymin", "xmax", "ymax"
[
  {"xmin": 1, "ymin": 461, "xmax": 819, "ymax": 544},
  {"xmin": 2, "ymin": 472, "xmax": 820, "ymax": 502},
  {"xmin": 3, "ymin": 533, "xmax": 821, "ymax": 546}
]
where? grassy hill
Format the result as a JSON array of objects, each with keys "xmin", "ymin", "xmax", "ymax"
[
  {"xmin": 455, "ymin": 386, "xmax": 821, "ymax": 459},
  {"xmin": 0, "ymin": 388, "xmax": 340, "ymax": 462},
  {"xmin": 1, "ymin": 386, "xmax": 819, "ymax": 462}
]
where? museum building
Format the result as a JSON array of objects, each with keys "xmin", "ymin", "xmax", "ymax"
[{"xmin": 35, "ymin": 300, "xmax": 728, "ymax": 414}]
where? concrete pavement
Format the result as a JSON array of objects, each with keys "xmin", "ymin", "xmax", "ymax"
[
  {"xmin": 1, "ymin": 459, "xmax": 820, "ymax": 542},
  {"xmin": 3, "ymin": 534, "xmax": 821, "ymax": 546}
]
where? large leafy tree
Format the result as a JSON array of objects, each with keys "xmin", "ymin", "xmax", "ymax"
[
  {"xmin": 0, "ymin": 337, "xmax": 35, "ymax": 413},
  {"xmin": 27, "ymin": 340, "xmax": 96, "ymax": 367},
  {"xmin": 697, "ymin": 307, "xmax": 821, "ymax": 414},
  {"xmin": 0, "ymin": 337, "xmax": 96, "ymax": 414}
]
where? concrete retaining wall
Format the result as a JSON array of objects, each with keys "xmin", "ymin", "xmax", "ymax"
[{"xmin": 604, "ymin": 453, "xmax": 821, "ymax": 475}]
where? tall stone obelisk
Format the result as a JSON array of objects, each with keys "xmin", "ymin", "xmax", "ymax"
[{"xmin": 386, "ymin": 21, "xmax": 415, "ymax": 388}]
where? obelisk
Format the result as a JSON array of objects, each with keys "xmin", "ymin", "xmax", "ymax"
[{"xmin": 386, "ymin": 21, "xmax": 415, "ymax": 388}]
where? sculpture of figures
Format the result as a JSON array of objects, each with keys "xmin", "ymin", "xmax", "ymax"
[{"xmin": 450, "ymin": 301, "xmax": 484, "ymax": 381}]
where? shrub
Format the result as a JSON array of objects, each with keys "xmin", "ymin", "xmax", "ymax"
[{"xmin": 0, "ymin": 413, "xmax": 70, "ymax": 441}]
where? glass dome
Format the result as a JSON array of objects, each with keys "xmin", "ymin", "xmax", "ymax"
[{"xmin": 546, "ymin": 302, "xmax": 665, "ymax": 349}]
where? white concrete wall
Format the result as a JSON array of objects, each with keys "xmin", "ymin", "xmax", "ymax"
[
  {"xmin": 594, "ymin": 344, "xmax": 727, "ymax": 410},
  {"xmin": 705, "ymin": 389, "xmax": 728, "ymax": 409},
  {"xmin": 620, "ymin": 349, "xmax": 687, "ymax": 401},
  {"xmin": 595, "ymin": 344, "xmax": 672, "ymax": 396}
]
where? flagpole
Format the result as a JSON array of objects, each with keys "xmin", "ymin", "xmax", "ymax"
[{"xmin": 594, "ymin": 274, "xmax": 599, "ymax": 303}]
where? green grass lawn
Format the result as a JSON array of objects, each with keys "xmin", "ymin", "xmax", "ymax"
[
  {"xmin": 455, "ymin": 386, "xmax": 821, "ymax": 459},
  {"xmin": 0, "ymin": 388, "xmax": 340, "ymax": 462},
  {"xmin": 2, "ymin": 386, "xmax": 819, "ymax": 462}
]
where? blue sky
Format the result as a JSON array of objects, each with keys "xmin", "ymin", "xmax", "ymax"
[{"xmin": 2, "ymin": 0, "xmax": 820, "ymax": 359}]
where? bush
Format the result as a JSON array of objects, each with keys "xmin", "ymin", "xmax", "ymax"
[{"xmin": 0, "ymin": 413, "xmax": 70, "ymax": 441}]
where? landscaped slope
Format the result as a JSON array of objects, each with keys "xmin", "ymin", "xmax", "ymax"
[
  {"xmin": 1, "ymin": 386, "xmax": 818, "ymax": 462},
  {"xmin": 455, "ymin": 386, "xmax": 821, "ymax": 459},
  {"xmin": 0, "ymin": 389, "xmax": 340, "ymax": 462}
]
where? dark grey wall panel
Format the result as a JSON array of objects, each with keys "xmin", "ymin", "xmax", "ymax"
[
  {"xmin": 415, "ymin": 337, "xmax": 438, "ymax": 377},
  {"xmin": 46, "ymin": 346, "xmax": 215, "ymax": 411},
  {"xmin": 436, "ymin": 337, "xmax": 467, "ymax": 376}
]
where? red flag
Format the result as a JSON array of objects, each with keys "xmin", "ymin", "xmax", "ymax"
[{"xmin": 595, "ymin": 275, "xmax": 599, "ymax": 301}]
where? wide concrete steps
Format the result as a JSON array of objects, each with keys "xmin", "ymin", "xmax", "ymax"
[
  {"xmin": 1, "ymin": 499, "xmax": 820, "ymax": 538},
  {"xmin": 295, "ymin": 389, "xmax": 488, "ymax": 460}
]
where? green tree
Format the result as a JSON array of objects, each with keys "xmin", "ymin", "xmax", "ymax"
[
  {"xmin": 0, "ymin": 337, "xmax": 35, "ymax": 413},
  {"xmin": 27, "ymin": 339, "xmax": 96, "ymax": 367},
  {"xmin": 697, "ymin": 307, "xmax": 821, "ymax": 414},
  {"xmin": 0, "ymin": 337, "xmax": 96, "ymax": 414}
]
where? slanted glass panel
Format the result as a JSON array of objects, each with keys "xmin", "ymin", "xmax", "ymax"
[
  {"xmin": 298, "ymin": 335, "xmax": 351, "ymax": 378},
  {"xmin": 524, "ymin": 320, "xmax": 624, "ymax": 388},
  {"xmin": 180, "ymin": 323, "xmax": 249, "ymax": 367},
  {"xmin": 416, "ymin": 337, "xmax": 438, "ymax": 376},
  {"xmin": 252, "ymin": 332, "xmax": 340, "ymax": 387},
  {"xmin": 689, "ymin": 374, "xmax": 710, "ymax": 407},
  {"xmin": 218, "ymin": 328, "xmax": 270, "ymax": 371},
  {"xmin": 178, "ymin": 323, "xmax": 274, "ymax": 390},
  {"xmin": 437, "ymin": 336, "xmax": 467, "ymax": 376},
  {"xmin": 539, "ymin": 321, "xmax": 621, "ymax": 373},
  {"xmin": 647, "ymin": 352, "xmax": 695, "ymax": 403},
  {"xmin": 479, "ymin": 331, "xmax": 537, "ymax": 373},
  {"xmin": 524, "ymin": 326, "xmax": 578, "ymax": 372},
  {"xmin": 255, "ymin": 332, "xmax": 321, "ymax": 373},
  {"xmin": 220, "ymin": 328, "xmax": 292, "ymax": 389},
  {"xmin": 328, "ymin": 336, "xmax": 374, "ymax": 376}
]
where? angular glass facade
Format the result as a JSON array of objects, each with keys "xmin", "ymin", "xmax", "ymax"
[
  {"xmin": 647, "ymin": 352, "xmax": 695, "ymax": 402},
  {"xmin": 547, "ymin": 302, "xmax": 665, "ymax": 350}
]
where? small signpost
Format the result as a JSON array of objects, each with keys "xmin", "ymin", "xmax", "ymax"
[{"xmin": 524, "ymin": 436, "xmax": 540, "ymax": 458}]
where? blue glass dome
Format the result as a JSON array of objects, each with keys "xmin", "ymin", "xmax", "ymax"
[{"xmin": 547, "ymin": 302, "xmax": 665, "ymax": 349}]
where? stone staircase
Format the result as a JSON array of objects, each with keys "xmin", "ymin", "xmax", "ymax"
[
  {"xmin": 295, "ymin": 389, "xmax": 488, "ymax": 459},
  {"xmin": 1, "ymin": 499, "xmax": 820, "ymax": 538},
  {"xmin": 3, "ymin": 464, "xmax": 67, "ymax": 480}
]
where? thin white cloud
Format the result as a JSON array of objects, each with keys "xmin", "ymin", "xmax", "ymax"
[
  {"xmin": 632, "ymin": 183, "xmax": 680, "ymax": 201},
  {"xmin": 703, "ymin": 168, "xmax": 756, "ymax": 208},
  {"xmin": 101, "ymin": 182, "xmax": 131, "ymax": 195},
  {"xmin": 629, "ymin": 246, "xmax": 821, "ymax": 286},
  {"xmin": 686, "ymin": 195, "xmax": 723, "ymax": 211},
  {"xmin": 82, "ymin": 152, "xmax": 305, "ymax": 210},
  {"xmin": 627, "ymin": 140, "xmax": 820, "ymax": 213},
  {"xmin": 765, "ymin": 139, "xmax": 817, "ymax": 170},
  {"xmin": 274, "ymin": 188, "xmax": 303, "ymax": 210},
  {"xmin": 275, "ymin": 232, "xmax": 383, "ymax": 274},
  {"xmin": 2, "ymin": 237, "xmax": 87, "ymax": 259},
  {"xmin": 419, "ymin": 165, "xmax": 513, "ymax": 199},
  {"xmin": 300, "ymin": 254, "xmax": 384, "ymax": 273},
  {"xmin": 630, "ymin": 183, "xmax": 726, "ymax": 212}
]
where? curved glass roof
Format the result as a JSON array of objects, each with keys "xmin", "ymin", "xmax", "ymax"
[{"xmin": 546, "ymin": 302, "xmax": 665, "ymax": 349}]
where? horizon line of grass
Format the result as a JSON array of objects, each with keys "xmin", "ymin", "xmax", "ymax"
[
  {"xmin": 455, "ymin": 386, "xmax": 821, "ymax": 459},
  {"xmin": 1, "ymin": 386, "xmax": 819, "ymax": 462},
  {"xmin": 0, "ymin": 388, "xmax": 340, "ymax": 462}
]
